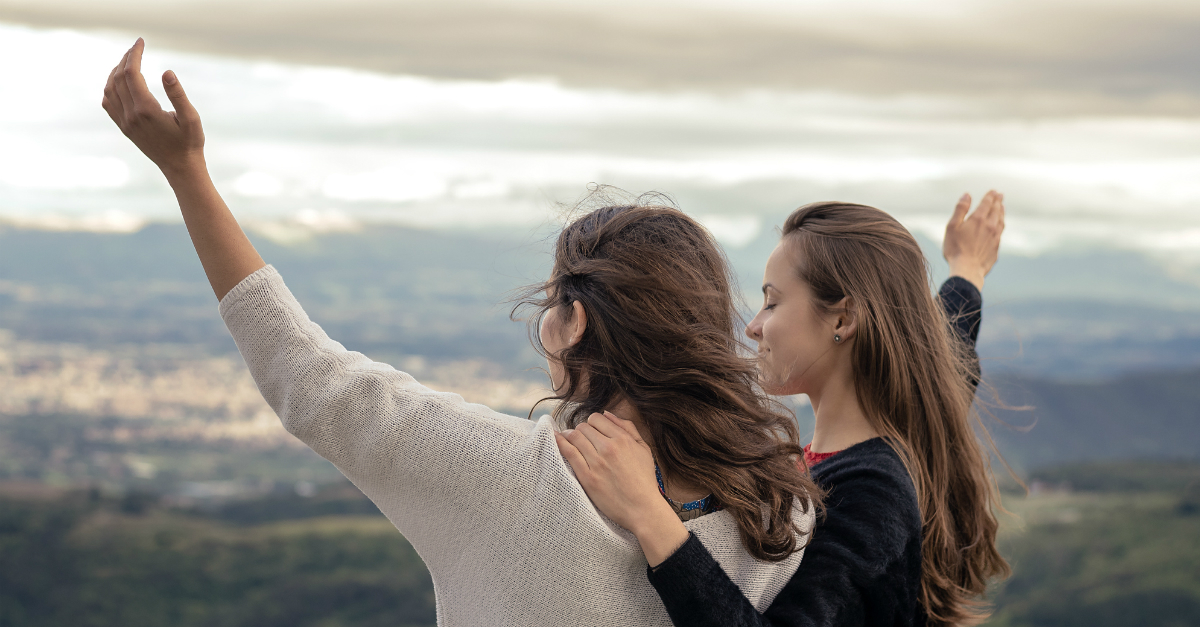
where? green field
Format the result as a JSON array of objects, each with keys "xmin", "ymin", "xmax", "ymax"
[
  {"xmin": 2, "ymin": 463, "xmax": 1198, "ymax": 627},
  {"xmin": 0, "ymin": 486, "xmax": 435, "ymax": 627},
  {"xmin": 987, "ymin": 486, "xmax": 1200, "ymax": 627}
]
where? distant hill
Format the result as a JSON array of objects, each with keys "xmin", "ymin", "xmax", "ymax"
[
  {"xmin": 4, "ymin": 222, "xmax": 1199, "ymax": 379},
  {"xmin": 0, "ymin": 223, "xmax": 550, "ymax": 368},
  {"xmin": 984, "ymin": 367, "xmax": 1200, "ymax": 472}
]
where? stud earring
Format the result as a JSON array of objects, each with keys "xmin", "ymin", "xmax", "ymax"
[{"xmin": 834, "ymin": 334, "xmax": 841, "ymax": 343}]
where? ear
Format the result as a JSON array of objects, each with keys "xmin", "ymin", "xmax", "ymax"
[
  {"xmin": 566, "ymin": 300, "xmax": 588, "ymax": 346},
  {"xmin": 832, "ymin": 296, "xmax": 858, "ymax": 343}
]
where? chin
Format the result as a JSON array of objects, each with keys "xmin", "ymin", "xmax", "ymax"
[
  {"xmin": 761, "ymin": 374, "xmax": 805, "ymax": 397},
  {"xmin": 758, "ymin": 372, "xmax": 792, "ymax": 396}
]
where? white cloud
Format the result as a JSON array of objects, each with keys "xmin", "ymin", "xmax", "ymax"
[
  {"xmin": 696, "ymin": 214, "xmax": 762, "ymax": 249},
  {"xmin": 233, "ymin": 171, "xmax": 284, "ymax": 197},
  {"xmin": 0, "ymin": 151, "xmax": 129, "ymax": 191},
  {"xmin": 4, "ymin": 21, "xmax": 1200, "ymax": 262},
  {"xmin": 2, "ymin": 210, "xmax": 145, "ymax": 233},
  {"xmin": 322, "ymin": 167, "xmax": 449, "ymax": 203}
]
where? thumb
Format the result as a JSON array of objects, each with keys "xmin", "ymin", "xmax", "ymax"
[{"xmin": 162, "ymin": 70, "xmax": 201, "ymax": 127}]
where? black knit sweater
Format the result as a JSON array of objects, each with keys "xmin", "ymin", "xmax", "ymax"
[{"xmin": 644, "ymin": 277, "xmax": 982, "ymax": 627}]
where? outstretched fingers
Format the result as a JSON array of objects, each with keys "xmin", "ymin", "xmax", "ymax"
[
  {"xmin": 975, "ymin": 190, "xmax": 998, "ymax": 220},
  {"xmin": 107, "ymin": 48, "xmax": 134, "ymax": 122},
  {"xmin": 951, "ymin": 192, "xmax": 971, "ymax": 225},
  {"xmin": 122, "ymin": 38, "xmax": 163, "ymax": 120},
  {"xmin": 114, "ymin": 54, "xmax": 138, "ymax": 121},
  {"xmin": 102, "ymin": 61, "xmax": 126, "ymax": 125},
  {"xmin": 162, "ymin": 70, "xmax": 200, "ymax": 129},
  {"xmin": 991, "ymin": 195, "xmax": 1007, "ymax": 229}
]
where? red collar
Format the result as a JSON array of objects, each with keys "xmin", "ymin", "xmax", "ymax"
[{"xmin": 803, "ymin": 443, "xmax": 841, "ymax": 469}]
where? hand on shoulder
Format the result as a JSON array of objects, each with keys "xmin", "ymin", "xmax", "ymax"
[{"xmin": 555, "ymin": 411, "xmax": 689, "ymax": 567}]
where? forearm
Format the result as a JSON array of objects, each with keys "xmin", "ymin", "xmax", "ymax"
[
  {"xmin": 163, "ymin": 158, "xmax": 265, "ymax": 301},
  {"xmin": 648, "ymin": 533, "xmax": 779, "ymax": 627},
  {"xmin": 937, "ymin": 277, "xmax": 982, "ymax": 347},
  {"xmin": 937, "ymin": 277, "xmax": 983, "ymax": 390}
]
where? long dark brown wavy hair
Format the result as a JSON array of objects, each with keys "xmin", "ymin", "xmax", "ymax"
[
  {"xmin": 782, "ymin": 201, "xmax": 1010, "ymax": 625},
  {"xmin": 515, "ymin": 195, "xmax": 822, "ymax": 562}
]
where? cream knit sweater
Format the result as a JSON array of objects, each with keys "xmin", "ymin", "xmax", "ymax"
[{"xmin": 219, "ymin": 266, "xmax": 812, "ymax": 627}]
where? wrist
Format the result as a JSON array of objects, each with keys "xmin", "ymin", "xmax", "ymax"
[
  {"xmin": 946, "ymin": 258, "xmax": 985, "ymax": 290},
  {"xmin": 632, "ymin": 502, "xmax": 690, "ymax": 567},
  {"xmin": 159, "ymin": 152, "xmax": 209, "ymax": 184}
]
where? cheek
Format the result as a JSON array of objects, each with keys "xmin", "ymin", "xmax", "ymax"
[
  {"xmin": 758, "ymin": 311, "xmax": 817, "ymax": 391},
  {"xmin": 760, "ymin": 314, "xmax": 790, "ymax": 356},
  {"xmin": 540, "ymin": 312, "xmax": 567, "ymax": 390}
]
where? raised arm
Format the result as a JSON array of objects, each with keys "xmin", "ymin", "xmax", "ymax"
[
  {"xmin": 100, "ymin": 40, "xmax": 581, "ymax": 571},
  {"xmin": 940, "ymin": 190, "xmax": 1004, "ymax": 387},
  {"xmin": 102, "ymin": 38, "xmax": 264, "ymax": 300}
]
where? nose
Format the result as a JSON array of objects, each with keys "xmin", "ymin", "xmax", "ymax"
[{"xmin": 745, "ymin": 313, "xmax": 763, "ymax": 342}]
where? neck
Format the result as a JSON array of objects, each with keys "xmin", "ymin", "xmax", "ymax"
[
  {"xmin": 612, "ymin": 399, "xmax": 711, "ymax": 503},
  {"xmin": 808, "ymin": 375, "xmax": 877, "ymax": 454}
]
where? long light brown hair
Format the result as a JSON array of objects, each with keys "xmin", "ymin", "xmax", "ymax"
[
  {"xmin": 782, "ymin": 202, "xmax": 1010, "ymax": 625},
  {"xmin": 516, "ymin": 197, "xmax": 823, "ymax": 561}
]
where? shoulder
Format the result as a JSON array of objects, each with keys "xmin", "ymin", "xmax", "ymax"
[
  {"xmin": 764, "ymin": 439, "xmax": 924, "ymax": 623},
  {"xmin": 811, "ymin": 439, "xmax": 921, "ymax": 552},
  {"xmin": 813, "ymin": 438, "xmax": 912, "ymax": 489}
]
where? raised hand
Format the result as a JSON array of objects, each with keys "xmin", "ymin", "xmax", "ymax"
[
  {"xmin": 102, "ymin": 38, "xmax": 204, "ymax": 175},
  {"xmin": 100, "ymin": 38, "xmax": 263, "ymax": 301},
  {"xmin": 944, "ymin": 190, "xmax": 1006, "ymax": 290},
  {"xmin": 555, "ymin": 411, "xmax": 689, "ymax": 567}
]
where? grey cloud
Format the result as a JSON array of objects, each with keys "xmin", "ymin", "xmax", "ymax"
[{"xmin": 3, "ymin": 0, "xmax": 1199, "ymax": 115}]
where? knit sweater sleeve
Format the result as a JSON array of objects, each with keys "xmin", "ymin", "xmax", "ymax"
[
  {"xmin": 937, "ymin": 276, "xmax": 983, "ymax": 388},
  {"xmin": 217, "ymin": 266, "xmax": 562, "ymax": 554}
]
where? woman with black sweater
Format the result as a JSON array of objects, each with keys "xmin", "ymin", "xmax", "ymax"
[{"xmin": 558, "ymin": 196, "xmax": 1009, "ymax": 626}]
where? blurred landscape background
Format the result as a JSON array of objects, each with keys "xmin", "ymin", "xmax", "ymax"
[{"xmin": 1, "ymin": 1, "xmax": 1197, "ymax": 626}]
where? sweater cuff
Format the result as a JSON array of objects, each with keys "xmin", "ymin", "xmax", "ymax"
[
  {"xmin": 938, "ymin": 275, "xmax": 983, "ymax": 345},
  {"xmin": 646, "ymin": 531, "xmax": 723, "ymax": 595},
  {"xmin": 218, "ymin": 264, "xmax": 279, "ymax": 316},
  {"xmin": 941, "ymin": 275, "xmax": 982, "ymax": 307}
]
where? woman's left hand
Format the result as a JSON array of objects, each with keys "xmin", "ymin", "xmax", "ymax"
[{"xmin": 556, "ymin": 411, "xmax": 689, "ymax": 566}]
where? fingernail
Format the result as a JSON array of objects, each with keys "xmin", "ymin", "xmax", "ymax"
[
  {"xmin": 164, "ymin": 70, "xmax": 177, "ymax": 85},
  {"xmin": 960, "ymin": 193, "xmax": 969, "ymax": 201}
]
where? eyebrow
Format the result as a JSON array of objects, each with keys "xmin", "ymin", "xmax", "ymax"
[{"xmin": 761, "ymin": 283, "xmax": 775, "ymax": 295}]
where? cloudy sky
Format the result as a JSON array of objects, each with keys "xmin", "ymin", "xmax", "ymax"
[{"xmin": 1, "ymin": 0, "xmax": 1197, "ymax": 261}]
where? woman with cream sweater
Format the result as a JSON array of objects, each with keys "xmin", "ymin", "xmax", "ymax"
[{"xmin": 102, "ymin": 39, "xmax": 821, "ymax": 626}]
